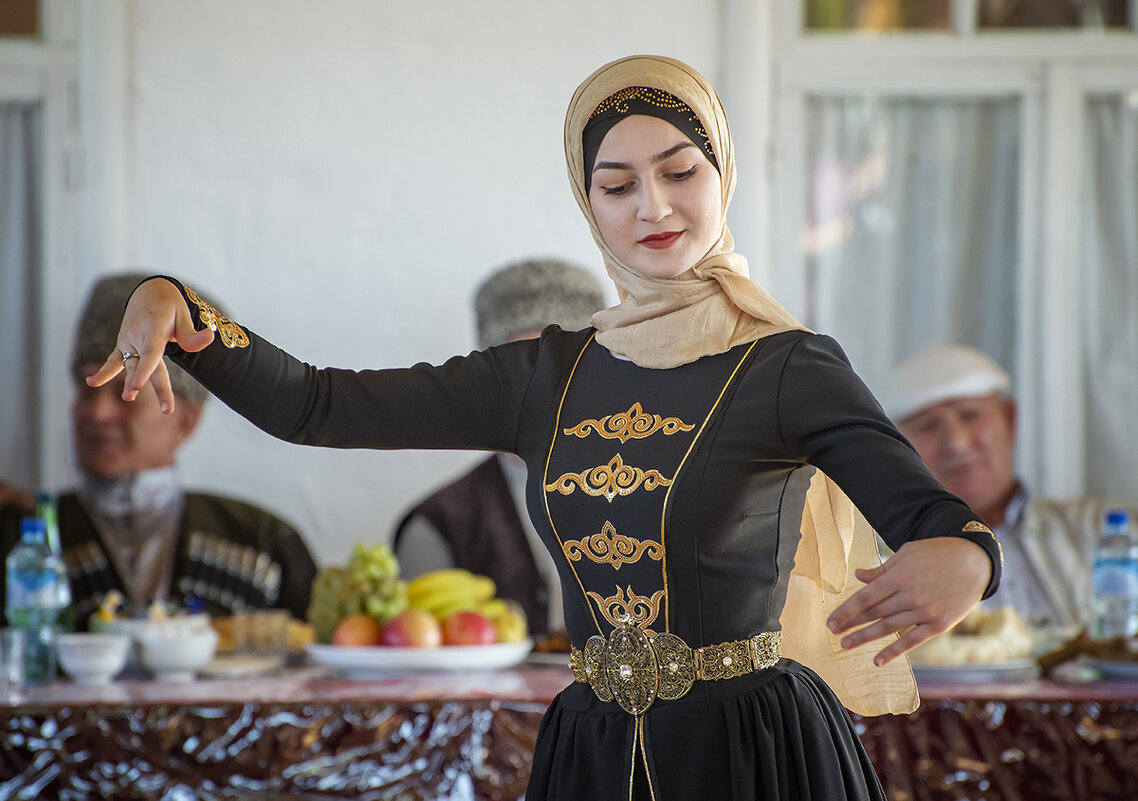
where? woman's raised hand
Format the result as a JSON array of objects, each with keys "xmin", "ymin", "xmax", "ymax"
[{"xmin": 85, "ymin": 278, "xmax": 216, "ymax": 413}]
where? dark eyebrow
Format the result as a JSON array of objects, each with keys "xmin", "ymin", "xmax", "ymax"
[{"xmin": 592, "ymin": 141, "xmax": 697, "ymax": 173}]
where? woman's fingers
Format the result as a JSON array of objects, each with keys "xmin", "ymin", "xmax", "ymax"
[
  {"xmin": 834, "ymin": 591, "xmax": 912, "ymax": 642},
  {"xmin": 87, "ymin": 350, "xmax": 126, "ymax": 389},
  {"xmin": 175, "ymin": 316, "xmax": 216, "ymax": 353},
  {"xmin": 827, "ymin": 561, "xmax": 900, "ymax": 634},
  {"xmin": 148, "ymin": 357, "xmax": 176, "ymax": 413},
  {"xmin": 869, "ymin": 624, "xmax": 937, "ymax": 666}
]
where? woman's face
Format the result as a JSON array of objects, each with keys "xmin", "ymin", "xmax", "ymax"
[{"xmin": 588, "ymin": 114, "xmax": 723, "ymax": 279}]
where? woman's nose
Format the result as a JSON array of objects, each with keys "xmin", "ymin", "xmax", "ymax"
[{"xmin": 637, "ymin": 179, "xmax": 671, "ymax": 223}]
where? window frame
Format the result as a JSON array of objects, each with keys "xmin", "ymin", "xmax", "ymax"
[
  {"xmin": 0, "ymin": 0, "xmax": 80, "ymax": 487},
  {"xmin": 740, "ymin": 0, "xmax": 1138, "ymax": 498}
]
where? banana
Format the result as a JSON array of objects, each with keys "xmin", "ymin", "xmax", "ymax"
[
  {"xmin": 404, "ymin": 569, "xmax": 520, "ymax": 624},
  {"xmin": 475, "ymin": 598, "xmax": 510, "ymax": 620},
  {"xmin": 470, "ymin": 575, "xmax": 497, "ymax": 603},
  {"xmin": 407, "ymin": 584, "xmax": 478, "ymax": 616},
  {"xmin": 406, "ymin": 568, "xmax": 477, "ymax": 601},
  {"xmin": 431, "ymin": 595, "xmax": 482, "ymax": 620}
]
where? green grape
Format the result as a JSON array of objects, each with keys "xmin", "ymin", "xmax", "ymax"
[
  {"xmin": 307, "ymin": 544, "xmax": 406, "ymax": 640},
  {"xmin": 364, "ymin": 595, "xmax": 385, "ymax": 618},
  {"xmin": 307, "ymin": 566, "xmax": 352, "ymax": 642}
]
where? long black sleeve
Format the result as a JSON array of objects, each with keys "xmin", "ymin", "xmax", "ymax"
[
  {"xmin": 156, "ymin": 276, "xmax": 541, "ymax": 455},
  {"xmin": 775, "ymin": 333, "xmax": 1002, "ymax": 598}
]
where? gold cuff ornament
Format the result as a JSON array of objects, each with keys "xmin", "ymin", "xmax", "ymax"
[
  {"xmin": 185, "ymin": 286, "xmax": 249, "ymax": 349},
  {"xmin": 569, "ymin": 625, "xmax": 782, "ymax": 715}
]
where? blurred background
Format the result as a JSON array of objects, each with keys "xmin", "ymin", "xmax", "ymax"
[{"xmin": 2, "ymin": 0, "xmax": 1136, "ymax": 567}]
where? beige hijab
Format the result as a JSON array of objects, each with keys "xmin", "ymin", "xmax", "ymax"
[{"xmin": 564, "ymin": 55, "xmax": 917, "ymax": 716}]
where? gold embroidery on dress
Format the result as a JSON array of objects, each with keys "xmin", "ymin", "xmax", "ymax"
[
  {"xmin": 185, "ymin": 286, "xmax": 249, "ymax": 349},
  {"xmin": 545, "ymin": 453, "xmax": 671, "ymax": 502},
  {"xmin": 585, "ymin": 585, "xmax": 665, "ymax": 629},
  {"xmin": 563, "ymin": 521, "xmax": 662, "ymax": 569},
  {"xmin": 963, "ymin": 520, "xmax": 994, "ymax": 536},
  {"xmin": 963, "ymin": 521, "xmax": 1003, "ymax": 583},
  {"xmin": 541, "ymin": 335, "xmax": 607, "ymax": 633},
  {"xmin": 562, "ymin": 402, "xmax": 694, "ymax": 444}
]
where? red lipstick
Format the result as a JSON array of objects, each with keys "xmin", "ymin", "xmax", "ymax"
[{"xmin": 638, "ymin": 231, "xmax": 684, "ymax": 249}]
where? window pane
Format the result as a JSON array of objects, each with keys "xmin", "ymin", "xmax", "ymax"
[
  {"xmin": 804, "ymin": 0, "xmax": 953, "ymax": 31},
  {"xmin": 0, "ymin": 105, "xmax": 43, "ymax": 489},
  {"xmin": 1081, "ymin": 92, "xmax": 1138, "ymax": 501},
  {"xmin": 801, "ymin": 95, "xmax": 1020, "ymax": 396},
  {"xmin": 0, "ymin": 0, "xmax": 39, "ymax": 38},
  {"xmin": 978, "ymin": 0, "xmax": 1130, "ymax": 29}
]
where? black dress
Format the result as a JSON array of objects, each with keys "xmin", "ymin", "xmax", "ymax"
[{"xmin": 167, "ymin": 280, "xmax": 1000, "ymax": 801}]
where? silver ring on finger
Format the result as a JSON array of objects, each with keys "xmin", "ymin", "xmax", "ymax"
[{"xmin": 121, "ymin": 350, "xmax": 140, "ymax": 365}]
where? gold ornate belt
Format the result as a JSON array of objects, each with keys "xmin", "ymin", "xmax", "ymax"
[{"xmin": 569, "ymin": 625, "xmax": 782, "ymax": 715}]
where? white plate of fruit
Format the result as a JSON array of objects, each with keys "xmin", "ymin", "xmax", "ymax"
[
  {"xmin": 307, "ymin": 638, "xmax": 533, "ymax": 676},
  {"xmin": 305, "ymin": 547, "xmax": 532, "ymax": 677}
]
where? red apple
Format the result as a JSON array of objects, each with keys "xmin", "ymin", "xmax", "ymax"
[
  {"xmin": 381, "ymin": 608, "xmax": 442, "ymax": 648},
  {"xmin": 442, "ymin": 610, "xmax": 497, "ymax": 646},
  {"xmin": 331, "ymin": 613, "xmax": 383, "ymax": 647}
]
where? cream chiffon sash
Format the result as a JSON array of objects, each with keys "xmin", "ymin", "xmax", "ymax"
[{"xmin": 780, "ymin": 471, "xmax": 920, "ymax": 716}]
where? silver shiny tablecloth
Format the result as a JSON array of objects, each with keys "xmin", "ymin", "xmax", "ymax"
[{"xmin": 2, "ymin": 668, "xmax": 1136, "ymax": 800}]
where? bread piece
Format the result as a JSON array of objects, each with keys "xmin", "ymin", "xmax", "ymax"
[{"xmin": 908, "ymin": 605, "xmax": 1032, "ymax": 665}]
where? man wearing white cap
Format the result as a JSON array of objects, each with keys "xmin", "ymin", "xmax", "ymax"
[{"xmin": 885, "ymin": 343, "xmax": 1130, "ymax": 629}]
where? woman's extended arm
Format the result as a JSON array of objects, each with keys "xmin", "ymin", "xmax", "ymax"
[
  {"xmin": 86, "ymin": 275, "xmax": 537, "ymax": 453},
  {"xmin": 776, "ymin": 334, "xmax": 998, "ymax": 665}
]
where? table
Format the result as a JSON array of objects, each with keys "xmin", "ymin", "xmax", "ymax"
[
  {"xmin": 855, "ymin": 678, "xmax": 1138, "ymax": 801},
  {"xmin": 1, "ymin": 667, "xmax": 1136, "ymax": 800},
  {"xmin": 0, "ymin": 666, "xmax": 563, "ymax": 801}
]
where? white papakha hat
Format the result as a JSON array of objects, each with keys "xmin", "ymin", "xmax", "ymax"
[{"xmin": 884, "ymin": 344, "xmax": 1011, "ymax": 422}]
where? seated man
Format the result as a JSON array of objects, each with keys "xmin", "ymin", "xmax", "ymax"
[
  {"xmin": 884, "ymin": 343, "xmax": 1134, "ymax": 630},
  {"xmin": 1, "ymin": 273, "xmax": 317, "ymax": 627},
  {"xmin": 393, "ymin": 259, "xmax": 606, "ymax": 637}
]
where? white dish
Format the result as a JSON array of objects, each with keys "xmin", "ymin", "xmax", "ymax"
[
  {"xmin": 525, "ymin": 651, "xmax": 572, "ymax": 668},
  {"xmin": 912, "ymin": 659, "xmax": 1037, "ymax": 683},
  {"xmin": 306, "ymin": 639, "xmax": 532, "ymax": 678},
  {"xmin": 136, "ymin": 626, "xmax": 219, "ymax": 682},
  {"xmin": 1089, "ymin": 659, "xmax": 1138, "ymax": 681},
  {"xmin": 90, "ymin": 614, "xmax": 212, "ymax": 669},
  {"xmin": 56, "ymin": 632, "xmax": 131, "ymax": 684}
]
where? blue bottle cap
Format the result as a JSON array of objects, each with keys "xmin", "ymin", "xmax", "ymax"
[
  {"xmin": 19, "ymin": 517, "xmax": 47, "ymax": 539},
  {"xmin": 1106, "ymin": 509, "xmax": 1130, "ymax": 527}
]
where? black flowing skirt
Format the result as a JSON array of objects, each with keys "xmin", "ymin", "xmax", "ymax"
[{"xmin": 526, "ymin": 660, "xmax": 886, "ymax": 801}]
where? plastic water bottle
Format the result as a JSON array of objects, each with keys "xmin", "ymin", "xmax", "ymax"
[
  {"xmin": 1089, "ymin": 509, "xmax": 1138, "ymax": 640},
  {"xmin": 5, "ymin": 517, "xmax": 64, "ymax": 682},
  {"xmin": 34, "ymin": 491, "xmax": 74, "ymax": 633}
]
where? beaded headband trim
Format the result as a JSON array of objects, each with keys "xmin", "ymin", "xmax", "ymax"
[{"xmin": 582, "ymin": 86, "xmax": 719, "ymax": 191}]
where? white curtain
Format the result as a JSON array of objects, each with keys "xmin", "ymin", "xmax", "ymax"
[
  {"xmin": 801, "ymin": 95, "xmax": 1020, "ymax": 397},
  {"xmin": 1082, "ymin": 94, "xmax": 1138, "ymax": 503},
  {"xmin": 0, "ymin": 104, "xmax": 41, "ymax": 490}
]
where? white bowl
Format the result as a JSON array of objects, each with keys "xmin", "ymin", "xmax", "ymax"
[
  {"xmin": 136, "ymin": 625, "xmax": 219, "ymax": 682},
  {"xmin": 90, "ymin": 613, "xmax": 212, "ymax": 669},
  {"xmin": 56, "ymin": 632, "xmax": 131, "ymax": 684}
]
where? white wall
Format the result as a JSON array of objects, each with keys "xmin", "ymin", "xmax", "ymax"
[{"xmin": 67, "ymin": 0, "xmax": 733, "ymax": 567}]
